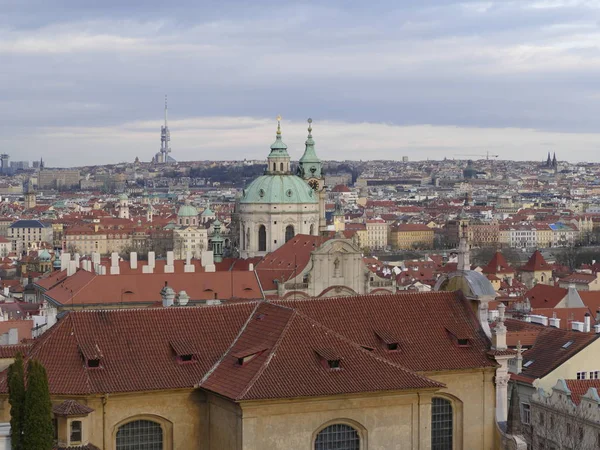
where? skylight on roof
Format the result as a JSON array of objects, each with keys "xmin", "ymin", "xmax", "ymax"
[
  {"xmin": 562, "ymin": 341, "xmax": 574, "ymax": 349},
  {"xmin": 523, "ymin": 360, "xmax": 534, "ymax": 368}
]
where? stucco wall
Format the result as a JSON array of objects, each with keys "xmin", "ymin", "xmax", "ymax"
[
  {"xmin": 208, "ymin": 393, "xmax": 242, "ymax": 450},
  {"xmin": 425, "ymin": 368, "xmax": 497, "ymax": 450},
  {"xmin": 239, "ymin": 390, "xmax": 428, "ymax": 450}
]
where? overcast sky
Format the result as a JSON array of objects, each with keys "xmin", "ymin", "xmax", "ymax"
[{"xmin": 3, "ymin": 0, "xmax": 600, "ymax": 166}]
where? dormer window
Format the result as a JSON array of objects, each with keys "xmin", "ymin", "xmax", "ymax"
[
  {"xmin": 445, "ymin": 326, "xmax": 471, "ymax": 348},
  {"xmin": 170, "ymin": 340, "xmax": 198, "ymax": 364},
  {"xmin": 87, "ymin": 359, "xmax": 100, "ymax": 368},
  {"xmin": 315, "ymin": 348, "xmax": 343, "ymax": 371},
  {"xmin": 524, "ymin": 360, "xmax": 534, "ymax": 368},
  {"xmin": 232, "ymin": 346, "xmax": 267, "ymax": 366},
  {"xmin": 375, "ymin": 329, "xmax": 400, "ymax": 352},
  {"xmin": 79, "ymin": 343, "xmax": 102, "ymax": 369}
]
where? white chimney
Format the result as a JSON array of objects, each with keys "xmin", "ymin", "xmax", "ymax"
[
  {"xmin": 130, "ymin": 252, "xmax": 137, "ymax": 270},
  {"xmin": 2, "ymin": 287, "xmax": 8, "ymax": 297},
  {"xmin": 524, "ymin": 315, "xmax": 532, "ymax": 323},
  {"xmin": 584, "ymin": 313, "xmax": 591, "ymax": 333},
  {"xmin": 8, "ymin": 328, "xmax": 18, "ymax": 345},
  {"xmin": 92, "ymin": 252, "xmax": 101, "ymax": 266},
  {"xmin": 530, "ymin": 315, "xmax": 548, "ymax": 326},
  {"xmin": 160, "ymin": 283, "xmax": 175, "ymax": 307},
  {"xmin": 60, "ymin": 252, "xmax": 70, "ymax": 272},
  {"xmin": 594, "ymin": 324, "xmax": 600, "ymax": 334},
  {"xmin": 67, "ymin": 260, "xmax": 77, "ymax": 277},
  {"xmin": 73, "ymin": 253, "xmax": 80, "ymax": 267},
  {"xmin": 110, "ymin": 252, "xmax": 120, "ymax": 275},
  {"xmin": 249, "ymin": 263, "xmax": 254, "ymax": 272},
  {"xmin": 176, "ymin": 290, "xmax": 189, "ymax": 306},
  {"xmin": 549, "ymin": 317, "xmax": 561, "ymax": 328},
  {"xmin": 572, "ymin": 321, "xmax": 585, "ymax": 332},
  {"xmin": 165, "ymin": 251, "xmax": 174, "ymax": 273},
  {"xmin": 148, "ymin": 251, "xmax": 155, "ymax": 269}
]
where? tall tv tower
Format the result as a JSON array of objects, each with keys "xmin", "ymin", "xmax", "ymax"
[{"xmin": 159, "ymin": 95, "xmax": 171, "ymax": 163}]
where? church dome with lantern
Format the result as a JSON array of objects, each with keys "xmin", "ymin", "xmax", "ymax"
[{"xmin": 238, "ymin": 117, "xmax": 324, "ymax": 258}]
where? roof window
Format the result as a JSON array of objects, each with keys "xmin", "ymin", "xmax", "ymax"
[
  {"xmin": 315, "ymin": 348, "xmax": 342, "ymax": 371},
  {"xmin": 79, "ymin": 342, "xmax": 103, "ymax": 369},
  {"xmin": 232, "ymin": 345, "xmax": 267, "ymax": 366},
  {"xmin": 170, "ymin": 340, "xmax": 198, "ymax": 364},
  {"xmin": 445, "ymin": 326, "xmax": 471, "ymax": 348},
  {"xmin": 562, "ymin": 341, "xmax": 573, "ymax": 349},
  {"xmin": 523, "ymin": 360, "xmax": 534, "ymax": 368},
  {"xmin": 374, "ymin": 329, "xmax": 400, "ymax": 352}
]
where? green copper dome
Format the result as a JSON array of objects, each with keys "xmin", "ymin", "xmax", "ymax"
[
  {"xmin": 201, "ymin": 207, "xmax": 214, "ymax": 217},
  {"xmin": 118, "ymin": 193, "xmax": 128, "ymax": 201},
  {"xmin": 177, "ymin": 204, "xmax": 198, "ymax": 217},
  {"xmin": 241, "ymin": 175, "xmax": 317, "ymax": 204}
]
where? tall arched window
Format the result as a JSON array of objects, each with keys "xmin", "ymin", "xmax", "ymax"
[
  {"xmin": 258, "ymin": 225, "xmax": 266, "ymax": 252},
  {"xmin": 280, "ymin": 162, "xmax": 284, "ymax": 172},
  {"xmin": 116, "ymin": 420, "xmax": 163, "ymax": 450},
  {"xmin": 310, "ymin": 224, "xmax": 314, "ymax": 235},
  {"xmin": 285, "ymin": 225, "xmax": 294, "ymax": 242},
  {"xmin": 273, "ymin": 162, "xmax": 277, "ymax": 172},
  {"xmin": 315, "ymin": 423, "xmax": 359, "ymax": 450},
  {"xmin": 432, "ymin": 397, "xmax": 453, "ymax": 450}
]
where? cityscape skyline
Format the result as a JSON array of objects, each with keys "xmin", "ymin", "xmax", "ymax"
[{"xmin": 4, "ymin": 1, "xmax": 600, "ymax": 165}]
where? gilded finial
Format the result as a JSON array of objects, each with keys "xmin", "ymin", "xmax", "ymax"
[
  {"xmin": 307, "ymin": 118, "xmax": 313, "ymax": 136},
  {"xmin": 276, "ymin": 115, "xmax": 282, "ymax": 135}
]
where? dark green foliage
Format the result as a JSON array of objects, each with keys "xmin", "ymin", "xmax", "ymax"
[
  {"xmin": 7, "ymin": 353, "xmax": 25, "ymax": 450},
  {"xmin": 22, "ymin": 360, "xmax": 53, "ymax": 450}
]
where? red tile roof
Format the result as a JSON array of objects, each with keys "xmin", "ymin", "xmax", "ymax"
[
  {"xmin": 520, "ymin": 250, "xmax": 551, "ymax": 272},
  {"xmin": 255, "ymin": 234, "xmax": 329, "ymax": 291},
  {"xmin": 525, "ymin": 284, "xmax": 567, "ymax": 309},
  {"xmin": 201, "ymin": 302, "xmax": 443, "ymax": 400},
  {"xmin": 481, "ymin": 251, "xmax": 514, "ymax": 275},
  {"xmin": 0, "ymin": 291, "xmax": 495, "ymax": 399},
  {"xmin": 53, "ymin": 400, "xmax": 95, "ymax": 416},
  {"xmin": 42, "ymin": 269, "xmax": 262, "ymax": 306},
  {"xmin": 565, "ymin": 379, "xmax": 600, "ymax": 405},
  {"xmin": 274, "ymin": 292, "xmax": 496, "ymax": 372},
  {"xmin": 511, "ymin": 325, "xmax": 598, "ymax": 384}
]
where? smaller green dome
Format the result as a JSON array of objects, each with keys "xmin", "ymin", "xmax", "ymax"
[
  {"xmin": 118, "ymin": 193, "xmax": 128, "ymax": 201},
  {"xmin": 39, "ymin": 249, "xmax": 51, "ymax": 261},
  {"xmin": 177, "ymin": 204, "xmax": 198, "ymax": 217},
  {"xmin": 201, "ymin": 207, "xmax": 214, "ymax": 217}
]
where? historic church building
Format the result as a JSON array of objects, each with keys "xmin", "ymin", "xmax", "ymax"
[{"xmin": 238, "ymin": 118, "xmax": 326, "ymax": 258}]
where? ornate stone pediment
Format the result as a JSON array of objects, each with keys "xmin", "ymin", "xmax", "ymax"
[{"xmin": 313, "ymin": 237, "xmax": 360, "ymax": 256}]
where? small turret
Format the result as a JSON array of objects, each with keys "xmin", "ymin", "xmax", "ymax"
[
  {"xmin": 211, "ymin": 219, "xmax": 224, "ymax": 263},
  {"xmin": 266, "ymin": 115, "xmax": 291, "ymax": 175}
]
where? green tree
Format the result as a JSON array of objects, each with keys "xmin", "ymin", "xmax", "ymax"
[
  {"xmin": 7, "ymin": 353, "xmax": 25, "ymax": 450},
  {"xmin": 22, "ymin": 360, "xmax": 53, "ymax": 450}
]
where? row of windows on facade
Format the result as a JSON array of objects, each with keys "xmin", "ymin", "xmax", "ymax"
[
  {"xmin": 523, "ymin": 406, "xmax": 600, "ymax": 447},
  {"xmin": 59, "ymin": 398, "xmax": 454, "ymax": 450},
  {"xmin": 576, "ymin": 370, "xmax": 600, "ymax": 380}
]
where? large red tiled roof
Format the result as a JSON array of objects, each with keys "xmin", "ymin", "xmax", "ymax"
[
  {"xmin": 0, "ymin": 291, "xmax": 496, "ymax": 399},
  {"xmin": 202, "ymin": 302, "xmax": 443, "ymax": 401},
  {"xmin": 520, "ymin": 250, "xmax": 551, "ymax": 272},
  {"xmin": 525, "ymin": 284, "xmax": 567, "ymax": 309},
  {"xmin": 43, "ymin": 269, "xmax": 262, "ymax": 306},
  {"xmin": 565, "ymin": 379, "xmax": 600, "ymax": 405},
  {"xmin": 0, "ymin": 303, "xmax": 258, "ymax": 395},
  {"xmin": 274, "ymin": 292, "xmax": 496, "ymax": 372}
]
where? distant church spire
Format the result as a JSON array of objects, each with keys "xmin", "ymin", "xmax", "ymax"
[
  {"xmin": 546, "ymin": 152, "xmax": 551, "ymax": 167},
  {"xmin": 457, "ymin": 221, "xmax": 470, "ymax": 271}
]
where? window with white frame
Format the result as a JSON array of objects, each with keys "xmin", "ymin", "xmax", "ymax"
[
  {"xmin": 577, "ymin": 371, "xmax": 587, "ymax": 380},
  {"xmin": 590, "ymin": 371, "xmax": 599, "ymax": 380}
]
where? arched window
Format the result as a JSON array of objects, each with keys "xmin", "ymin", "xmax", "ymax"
[
  {"xmin": 273, "ymin": 162, "xmax": 276, "ymax": 172},
  {"xmin": 285, "ymin": 225, "xmax": 294, "ymax": 242},
  {"xmin": 315, "ymin": 423, "xmax": 359, "ymax": 450},
  {"xmin": 280, "ymin": 162, "xmax": 284, "ymax": 172},
  {"xmin": 116, "ymin": 420, "xmax": 163, "ymax": 450},
  {"xmin": 432, "ymin": 397, "xmax": 453, "ymax": 450},
  {"xmin": 258, "ymin": 225, "xmax": 266, "ymax": 252},
  {"xmin": 310, "ymin": 224, "xmax": 314, "ymax": 235}
]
